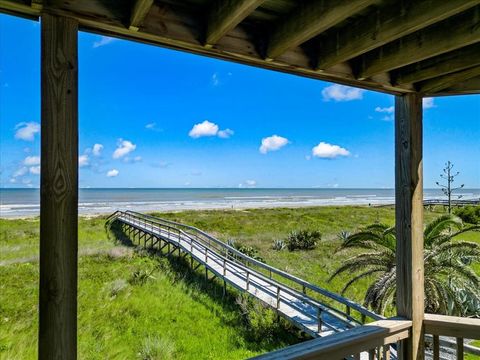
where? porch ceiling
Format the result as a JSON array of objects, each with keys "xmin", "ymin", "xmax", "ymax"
[{"xmin": 1, "ymin": 0, "xmax": 480, "ymax": 96}]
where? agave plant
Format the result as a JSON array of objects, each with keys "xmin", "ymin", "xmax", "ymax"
[
  {"xmin": 330, "ymin": 214, "xmax": 480, "ymax": 316},
  {"xmin": 272, "ymin": 239, "xmax": 286, "ymax": 251},
  {"xmin": 337, "ymin": 230, "xmax": 351, "ymax": 242}
]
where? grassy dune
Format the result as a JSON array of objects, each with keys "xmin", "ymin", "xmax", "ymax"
[{"xmin": 1, "ymin": 206, "xmax": 479, "ymax": 359}]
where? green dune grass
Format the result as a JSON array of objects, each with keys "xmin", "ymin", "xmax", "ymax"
[{"xmin": 1, "ymin": 206, "xmax": 478, "ymax": 359}]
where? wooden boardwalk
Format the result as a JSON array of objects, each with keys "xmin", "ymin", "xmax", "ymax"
[{"xmin": 107, "ymin": 210, "xmax": 383, "ymax": 339}]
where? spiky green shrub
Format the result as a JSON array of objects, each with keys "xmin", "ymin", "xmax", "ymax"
[
  {"xmin": 285, "ymin": 230, "xmax": 321, "ymax": 251},
  {"xmin": 272, "ymin": 239, "xmax": 286, "ymax": 250}
]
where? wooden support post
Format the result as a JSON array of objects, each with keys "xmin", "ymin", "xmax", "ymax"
[
  {"xmin": 39, "ymin": 13, "xmax": 78, "ymax": 360},
  {"xmin": 395, "ymin": 93, "xmax": 424, "ymax": 360}
]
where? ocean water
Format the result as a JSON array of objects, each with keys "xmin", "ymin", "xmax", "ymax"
[{"xmin": 0, "ymin": 188, "xmax": 479, "ymax": 218}]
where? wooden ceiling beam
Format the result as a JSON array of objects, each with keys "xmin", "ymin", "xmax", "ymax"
[
  {"xmin": 205, "ymin": 0, "xmax": 265, "ymax": 47},
  {"xmin": 265, "ymin": 0, "xmax": 376, "ymax": 61},
  {"xmin": 129, "ymin": 0, "xmax": 154, "ymax": 31},
  {"xmin": 432, "ymin": 75, "xmax": 480, "ymax": 96},
  {"xmin": 356, "ymin": 6, "xmax": 480, "ymax": 80},
  {"xmin": 316, "ymin": 0, "xmax": 480, "ymax": 71},
  {"xmin": 418, "ymin": 66, "xmax": 480, "ymax": 94},
  {"xmin": 394, "ymin": 44, "xmax": 480, "ymax": 85}
]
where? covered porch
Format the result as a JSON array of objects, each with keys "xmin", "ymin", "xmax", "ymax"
[{"xmin": 1, "ymin": 0, "xmax": 479, "ymax": 359}]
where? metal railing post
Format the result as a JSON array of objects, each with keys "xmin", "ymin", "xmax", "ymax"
[
  {"xmin": 317, "ymin": 307, "xmax": 322, "ymax": 333},
  {"xmin": 276, "ymin": 287, "xmax": 281, "ymax": 309}
]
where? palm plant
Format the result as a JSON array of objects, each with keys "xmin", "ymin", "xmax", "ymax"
[{"xmin": 329, "ymin": 215, "xmax": 480, "ymax": 316}]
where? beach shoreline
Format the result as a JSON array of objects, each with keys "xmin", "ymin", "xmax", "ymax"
[
  {"xmin": 1, "ymin": 202, "xmax": 380, "ymax": 219},
  {"xmin": 1, "ymin": 187, "xmax": 478, "ymax": 219}
]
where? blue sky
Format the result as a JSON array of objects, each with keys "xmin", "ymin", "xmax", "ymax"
[{"xmin": 1, "ymin": 14, "xmax": 479, "ymax": 189}]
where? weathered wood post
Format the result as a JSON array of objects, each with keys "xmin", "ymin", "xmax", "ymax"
[
  {"xmin": 39, "ymin": 13, "xmax": 78, "ymax": 360},
  {"xmin": 395, "ymin": 93, "xmax": 425, "ymax": 360}
]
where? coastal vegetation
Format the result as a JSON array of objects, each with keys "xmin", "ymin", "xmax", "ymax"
[
  {"xmin": 1, "ymin": 206, "xmax": 479, "ymax": 358},
  {"xmin": 455, "ymin": 205, "xmax": 480, "ymax": 225},
  {"xmin": 329, "ymin": 214, "xmax": 480, "ymax": 316}
]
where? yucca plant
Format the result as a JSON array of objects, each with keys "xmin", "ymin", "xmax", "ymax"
[
  {"xmin": 272, "ymin": 239, "xmax": 286, "ymax": 250},
  {"xmin": 329, "ymin": 214, "xmax": 480, "ymax": 316}
]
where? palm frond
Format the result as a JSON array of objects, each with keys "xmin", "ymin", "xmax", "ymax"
[{"xmin": 424, "ymin": 214, "xmax": 463, "ymax": 245}]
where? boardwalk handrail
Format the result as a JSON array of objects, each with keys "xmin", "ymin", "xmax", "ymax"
[
  {"xmin": 114, "ymin": 211, "xmax": 358, "ymax": 330},
  {"xmin": 118, "ymin": 210, "xmax": 383, "ymax": 323}
]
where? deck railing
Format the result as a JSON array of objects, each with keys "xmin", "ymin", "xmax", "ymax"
[
  {"xmin": 250, "ymin": 314, "xmax": 480, "ymax": 359},
  {"xmin": 424, "ymin": 314, "xmax": 480, "ymax": 360},
  {"xmin": 116, "ymin": 210, "xmax": 383, "ymax": 325},
  {"xmin": 251, "ymin": 318, "xmax": 411, "ymax": 360}
]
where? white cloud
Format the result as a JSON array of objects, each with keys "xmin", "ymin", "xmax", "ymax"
[
  {"xmin": 322, "ymin": 84, "xmax": 364, "ymax": 102},
  {"xmin": 15, "ymin": 122, "xmax": 40, "ymax": 141},
  {"xmin": 152, "ymin": 161, "xmax": 171, "ymax": 168},
  {"xmin": 93, "ymin": 36, "xmax": 116, "ymax": 48},
  {"xmin": 123, "ymin": 155, "xmax": 142, "ymax": 163},
  {"xmin": 312, "ymin": 142, "xmax": 350, "ymax": 159},
  {"xmin": 423, "ymin": 97, "xmax": 435, "ymax": 109},
  {"xmin": 113, "ymin": 139, "xmax": 136, "ymax": 159},
  {"xmin": 92, "ymin": 143, "xmax": 103, "ymax": 156},
  {"xmin": 107, "ymin": 169, "xmax": 119, "ymax": 177},
  {"xmin": 79, "ymin": 154, "xmax": 89, "ymax": 167},
  {"xmin": 259, "ymin": 135, "xmax": 289, "ymax": 154},
  {"xmin": 189, "ymin": 120, "xmax": 219, "ymax": 138},
  {"xmin": 23, "ymin": 156, "xmax": 40, "ymax": 166},
  {"xmin": 29, "ymin": 166, "xmax": 40, "ymax": 175},
  {"xmin": 238, "ymin": 179, "xmax": 257, "ymax": 188},
  {"xmin": 382, "ymin": 115, "xmax": 394, "ymax": 121},
  {"xmin": 13, "ymin": 167, "xmax": 28, "ymax": 177},
  {"xmin": 211, "ymin": 72, "xmax": 220, "ymax": 86},
  {"xmin": 145, "ymin": 122, "xmax": 162, "ymax": 132},
  {"xmin": 218, "ymin": 128, "xmax": 234, "ymax": 139},
  {"xmin": 375, "ymin": 106, "xmax": 394, "ymax": 113}
]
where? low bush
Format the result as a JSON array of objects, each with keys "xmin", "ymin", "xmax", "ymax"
[
  {"xmin": 454, "ymin": 205, "xmax": 480, "ymax": 224},
  {"xmin": 285, "ymin": 230, "xmax": 321, "ymax": 251},
  {"xmin": 227, "ymin": 239, "xmax": 264, "ymax": 262},
  {"xmin": 235, "ymin": 295, "xmax": 294, "ymax": 343}
]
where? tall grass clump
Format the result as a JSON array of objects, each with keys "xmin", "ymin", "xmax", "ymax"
[
  {"xmin": 285, "ymin": 230, "xmax": 321, "ymax": 251},
  {"xmin": 137, "ymin": 336, "xmax": 176, "ymax": 360}
]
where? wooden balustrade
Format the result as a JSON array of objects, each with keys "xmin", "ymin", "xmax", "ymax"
[
  {"xmin": 250, "ymin": 314, "xmax": 480, "ymax": 360},
  {"xmin": 251, "ymin": 318, "xmax": 412, "ymax": 360},
  {"xmin": 423, "ymin": 314, "xmax": 480, "ymax": 360}
]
